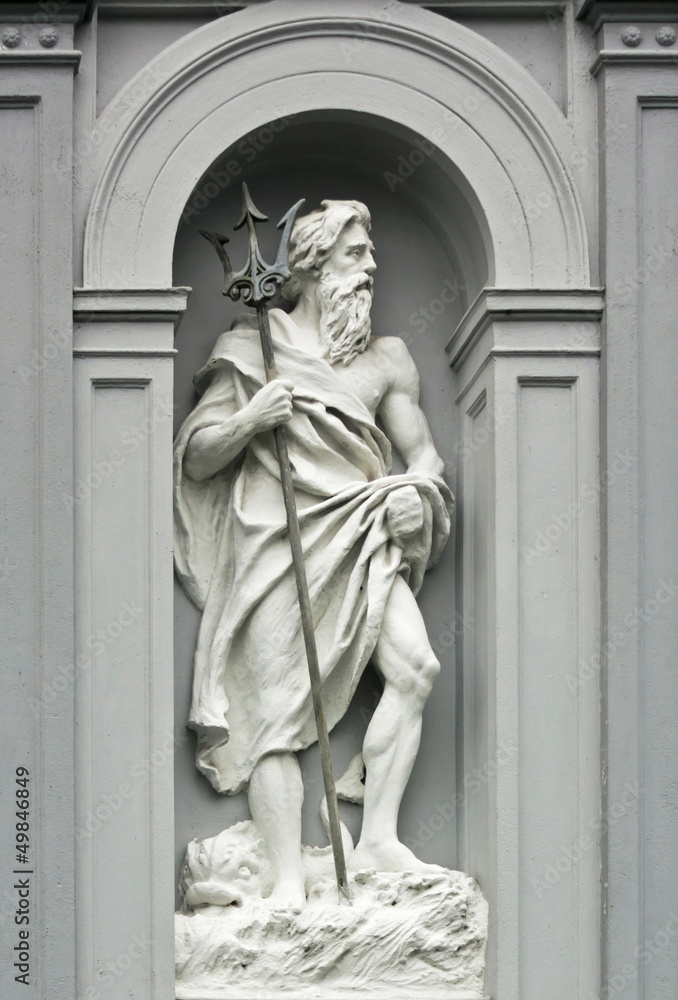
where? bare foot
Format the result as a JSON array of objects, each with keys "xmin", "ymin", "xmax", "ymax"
[
  {"xmin": 265, "ymin": 878, "xmax": 306, "ymax": 912},
  {"xmin": 350, "ymin": 839, "xmax": 446, "ymax": 875}
]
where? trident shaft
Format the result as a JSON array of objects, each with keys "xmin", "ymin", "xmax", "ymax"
[{"xmin": 200, "ymin": 184, "xmax": 351, "ymax": 904}]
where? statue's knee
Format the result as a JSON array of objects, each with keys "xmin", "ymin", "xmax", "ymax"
[
  {"xmin": 419, "ymin": 653, "xmax": 441, "ymax": 692},
  {"xmin": 398, "ymin": 652, "xmax": 440, "ymax": 703}
]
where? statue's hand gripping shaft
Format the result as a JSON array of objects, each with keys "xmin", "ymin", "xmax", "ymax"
[{"xmin": 200, "ymin": 185, "xmax": 351, "ymax": 904}]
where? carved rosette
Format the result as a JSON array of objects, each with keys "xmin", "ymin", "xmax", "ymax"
[
  {"xmin": 621, "ymin": 26, "xmax": 644, "ymax": 48},
  {"xmin": 656, "ymin": 26, "xmax": 677, "ymax": 47},
  {"xmin": 1, "ymin": 27, "xmax": 21, "ymax": 48},
  {"xmin": 39, "ymin": 27, "xmax": 59, "ymax": 49}
]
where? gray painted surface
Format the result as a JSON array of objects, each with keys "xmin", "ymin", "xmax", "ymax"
[
  {"xmin": 0, "ymin": 25, "xmax": 79, "ymax": 1000},
  {"xmin": 0, "ymin": 2, "xmax": 676, "ymax": 999},
  {"xmin": 597, "ymin": 44, "xmax": 678, "ymax": 999},
  {"xmin": 455, "ymin": 14, "xmax": 568, "ymax": 113},
  {"xmin": 95, "ymin": 15, "xmax": 210, "ymax": 115},
  {"xmin": 638, "ymin": 105, "xmax": 678, "ymax": 998},
  {"xmin": 73, "ymin": 295, "xmax": 184, "ymax": 1000}
]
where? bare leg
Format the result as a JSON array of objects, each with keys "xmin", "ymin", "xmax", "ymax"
[
  {"xmin": 248, "ymin": 751, "xmax": 306, "ymax": 909},
  {"xmin": 351, "ymin": 575, "xmax": 444, "ymax": 874}
]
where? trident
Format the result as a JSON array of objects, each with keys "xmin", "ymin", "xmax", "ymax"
[{"xmin": 200, "ymin": 185, "xmax": 351, "ymax": 903}]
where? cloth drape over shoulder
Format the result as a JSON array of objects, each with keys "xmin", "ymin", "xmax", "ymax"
[{"xmin": 174, "ymin": 310, "xmax": 452, "ymax": 794}]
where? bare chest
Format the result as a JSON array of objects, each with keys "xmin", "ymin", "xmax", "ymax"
[{"xmin": 329, "ymin": 347, "xmax": 391, "ymax": 417}]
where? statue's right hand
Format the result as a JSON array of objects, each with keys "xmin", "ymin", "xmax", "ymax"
[{"xmin": 247, "ymin": 379, "xmax": 294, "ymax": 432}]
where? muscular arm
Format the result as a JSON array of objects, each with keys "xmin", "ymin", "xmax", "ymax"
[
  {"xmin": 183, "ymin": 376, "xmax": 293, "ymax": 483},
  {"xmin": 376, "ymin": 338, "xmax": 445, "ymax": 479}
]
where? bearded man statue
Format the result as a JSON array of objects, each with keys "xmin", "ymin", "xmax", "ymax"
[{"xmin": 174, "ymin": 199, "xmax": 453, "ymax": 909}]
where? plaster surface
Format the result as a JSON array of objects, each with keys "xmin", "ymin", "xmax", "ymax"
[{"xmin": 4, "ymin": 4, "xmax": 676, "ymax": 1000}]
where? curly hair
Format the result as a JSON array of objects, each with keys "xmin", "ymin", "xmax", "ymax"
[{"xmin": 282, "ymin": 199, "xmax": 371, "ymax": 301}]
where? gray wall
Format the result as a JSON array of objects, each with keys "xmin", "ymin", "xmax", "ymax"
[{"xmin": 1, "ymin": 3, "xmax": 675, "ymax": 998}]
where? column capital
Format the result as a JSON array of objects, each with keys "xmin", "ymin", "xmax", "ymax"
[
  {"xmin": 73, "ymin": 287, "xmax": 191, "ymax": 357},
  {"xmin": 577, "ymin": 1, "xmax": 678, "ymax": 33},
  {"xmin": 73, "ymin": 286, "xmax": 191, "ymax": 323},
  {"xmin": 0, "ymin": 3, "xmax": 85, "ymax": 61},
  {"xmin": 447, "ymin": 287, "xmax": 604, "ymax": 373},
  {"xmin": 0, "ymin": 2, "xmax": 87, "ymax": 22},
  {"xmin": 0, "ymin": 50, "xmax": 81, "ymax": 69}
]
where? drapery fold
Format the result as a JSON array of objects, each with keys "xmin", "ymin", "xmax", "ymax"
[{"xmin": 174, "ymin": 310, "xmax": 452, "ymax": 794}]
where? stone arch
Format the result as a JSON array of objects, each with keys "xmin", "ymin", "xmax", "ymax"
[{"xmin": 81, "ymin": 0, "xmax": 591, "ymax": 291}]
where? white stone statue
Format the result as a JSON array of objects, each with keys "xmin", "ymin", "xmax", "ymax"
[{"xmin": 174, "ymin": 200, "xmax": 486, "ymax": 997}]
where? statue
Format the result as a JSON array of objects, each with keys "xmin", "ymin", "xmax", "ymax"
[{"xmin": 173, "ymin": 192, "xmax": 487, "ymax": 998}]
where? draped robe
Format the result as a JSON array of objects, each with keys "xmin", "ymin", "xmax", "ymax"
[{"xmin": 174, "ymin": 310, "xmax": 452, "ymax": 794}]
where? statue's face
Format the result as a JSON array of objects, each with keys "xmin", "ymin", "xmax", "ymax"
[
  {"xmin": 297, "ymin": 217, "xmax": 376, "ymax": 366},
  {"xmin": 321, "ymin": 221, "xmax": 376, "ymax": 288}
]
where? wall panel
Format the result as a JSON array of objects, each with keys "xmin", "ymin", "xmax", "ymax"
[
  {"xmin": 596, "ymin": 50, "xmax": 678, "ymax": 997},
  {"xmin": 638, "ymin": 101, "xmax": 678, "ymax": 998},
  {"xmin": 0, "ymin": 42, "xmax": 79, "ymax": 999},
  {"xmin": 73, "ymin": 303, "xmax": 182, "ymax": 1000},
  {"xmin": 517, "ymin": 379, "xmax": 578, "ymax": 1000}
]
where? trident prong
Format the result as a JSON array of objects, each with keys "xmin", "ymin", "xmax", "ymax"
[
  {"xmin": 201, "ymin": 184, "xmax": 304, "ymax": 307},
  {"xmin": 200, "ymin": 185, "xmax": 351, "ymax": 905},
  {"xmin": 233, "ymin": 181, "xmax": 269, "ymax": 230},
  {"xmin": 198, "ymin": 229, "xmax": 233, "ymax": 287}
]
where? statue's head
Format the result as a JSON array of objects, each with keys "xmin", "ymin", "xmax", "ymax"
[{"xmin": 283, "ymin": 200, "xmax": 376, "ymax": 365}]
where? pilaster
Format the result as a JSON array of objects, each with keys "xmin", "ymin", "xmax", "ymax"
[
  {"xmin": 582, "ymin": 7, "xmax": 678, "ymax": 996},
  {"xmin": 0, "ymin": 13, "xmax": 81, "ymax": 1000},
  {"xmin": 450, "ymin": 288, "xmax": 604, "ymax": 1000},
  {"xmin": 72, "ymin": 288, "xmax": 188, "ymax": 1000}
]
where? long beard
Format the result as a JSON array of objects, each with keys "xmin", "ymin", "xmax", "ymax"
[{"xmin": 316, "ymin": 271, "xmax": 373, "ymax": 366}]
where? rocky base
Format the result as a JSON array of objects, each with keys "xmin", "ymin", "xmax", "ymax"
[{"xmin": 175, "ymin": 822, "xmax": 487, "ymax": 999}]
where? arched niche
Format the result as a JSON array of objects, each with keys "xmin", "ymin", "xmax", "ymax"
[
  {"xmin": 172, "ymin": 110, "xmax": 491, "ymax": 881},
  {"xmin": 73, "ymin": 5, "xmax": 599, "ymax": 996},
  {"xmin": 81, "ymin": 0, "xmax": 591, "ymax": 292}
]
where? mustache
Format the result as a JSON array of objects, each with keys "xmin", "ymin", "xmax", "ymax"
[{"xmin": 346, "ymin": 272, "xmax": 374, "ymax": 294}]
